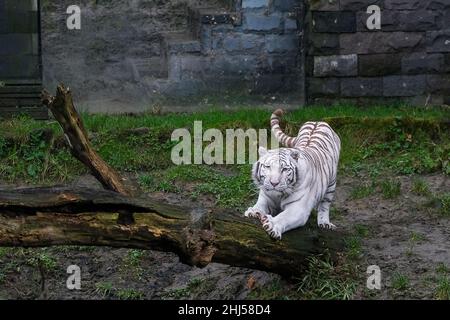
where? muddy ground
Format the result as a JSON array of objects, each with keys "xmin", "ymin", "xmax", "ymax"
[{"xmin": 0, "ymin": 172, "xmax": 448, "ymax": 300}]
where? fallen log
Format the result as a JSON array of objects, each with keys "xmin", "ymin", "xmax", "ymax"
[{"xmin": 0, "ymin": 186, "xmax": 344, "ymax": 277}]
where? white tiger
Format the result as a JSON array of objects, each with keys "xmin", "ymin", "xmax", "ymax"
[{"xmin": 244, "ymin": 109, "xmax": 341, "ymax": 240}]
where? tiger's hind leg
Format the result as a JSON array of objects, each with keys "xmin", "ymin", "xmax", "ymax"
[{"xmin": 317, "ymin": 183, "xmax": 337, "ymax": 230}]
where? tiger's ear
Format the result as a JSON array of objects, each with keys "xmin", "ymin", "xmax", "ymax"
[
  {"xmin": 290, "ymin": 150, "xmax": 301, "ymax": 161},
  {"xmin": 258, "ymin": 146, "xmax": 268, "ymax": 157}
]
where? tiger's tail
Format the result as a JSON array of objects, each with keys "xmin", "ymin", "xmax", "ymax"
[{"xmin": 270, "ymin": 109, "xmax": 296, "ymax": 148}]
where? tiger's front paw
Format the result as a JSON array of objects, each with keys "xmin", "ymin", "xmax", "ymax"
[
  {"xmin": 318, "ymin": 222, "xmax": 337, "ymax": 230},
  {"xmin": 260, "ymin": 215, "xmax": 282, "ymax": 240},
  {"xmin": 244, "ymin": 207, "xmax": 265, "ymax": 219}
]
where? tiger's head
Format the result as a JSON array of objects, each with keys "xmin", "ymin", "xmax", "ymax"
[{"xmin": 252, "ymin": 147, "xmax": 301, "ymax": 193}]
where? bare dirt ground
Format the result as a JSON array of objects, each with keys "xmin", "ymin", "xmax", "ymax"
[{"xmin": 0, "ymin": 173, "xmax": 448, "ymax": 300}]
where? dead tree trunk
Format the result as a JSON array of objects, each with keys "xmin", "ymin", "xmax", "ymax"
[
  {"xmin": 41, "ymin": 85, "xmax": 134, "ymax": 224},
  {"xmin": 0, "ymin": 187, "xmax": 344, "ymax": 277}
]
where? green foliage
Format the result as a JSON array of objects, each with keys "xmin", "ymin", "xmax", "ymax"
[
  {"xmin": 25, "ymin": 250, "xmax": 57, "ymax": 272},
  {"xmin": 95, "ymin": 282, "xmax": 115, "ymax": 298},
  {"xmin": 296, "ymin": 256, "xmax": 356, "ymax": 300},
  {"xmin": 391, "ymin": 272, "xmax": 410, "ymax": 291}
]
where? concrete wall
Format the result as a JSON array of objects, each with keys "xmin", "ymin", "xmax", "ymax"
[{"xmin": 305, "ymin": 0, "xmax": 450, "ymax": 105}]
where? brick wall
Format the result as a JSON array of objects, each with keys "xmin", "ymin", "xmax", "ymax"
[{"xmin": 305, "ymin": 0, "xmax": 450, "ymax": 105}]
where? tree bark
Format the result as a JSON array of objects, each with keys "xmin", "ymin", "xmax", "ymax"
[{"xmin": 0, "ymin": 187, "xmax": 344, "ymax": 277}]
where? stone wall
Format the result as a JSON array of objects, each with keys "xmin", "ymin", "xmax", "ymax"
[
  {"xmin": 40, "ymin": 0, "xmax": 304, "ymax": 113},
  {"xmin": 167, "ymin": 0, "xmax": 303, "ymax": 97},
  {"xmin": 40, "ymin": 0, "xmax": 223, "ymax": 113},
  {"xmin": 305, "ymin": 0, "xmax": 450, "ymax": 105}
]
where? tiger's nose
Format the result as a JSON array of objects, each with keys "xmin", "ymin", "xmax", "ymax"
[{"xmin": 270, "ymin": 180, "xmax": 279, "ymax": 187}]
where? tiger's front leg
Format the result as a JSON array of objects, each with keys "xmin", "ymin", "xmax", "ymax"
[
  {"xmin": 244, "ymin": 191, "xmax": 272, "ymax": 219},
  {"xmin": 260, "ymin": 202, "xmax": 312, "ymax": 240}
]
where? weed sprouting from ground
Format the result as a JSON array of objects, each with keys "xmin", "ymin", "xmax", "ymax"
[
  {"xmin": 296, "ymin": 255, "xmax": 357, "ymax": 300},
  {"xmin": 412, "ymin": 178, "xmax": 430, "ymax": 196},
  {"xmin": 391, "ymin": 272, "xmax": 410, "ymax": 291},
  {"xmin": 436, "ymin": 276, "xmax": 450, "ymax": 300},
  {"xmin": 381, "ymin": 179, "xmax": 402, "ymax": 199}
]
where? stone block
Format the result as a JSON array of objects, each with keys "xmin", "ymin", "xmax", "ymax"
[
  {"xmin": 308, "ymin": 33, "xmax": 340, "ymax": 55},
  {"xmin": 314, "ymin": 54, "xmax": 358, "ymax": 77},
  {"xmin": 307, "ymin": 77, "xmax": 340, "ymax": 97},
  {"xmin": 340, "ymin": 77, "xmax": 383, "ymax": 97},
  {"xmin": 340, "ymin": 0, "xmax": 384, "ymax": 10},
  {"xmin": 402, "ymin": 52, "xmax": 444, "ymax": 74},
  {"xmin": 357, "ymin": 10, "xmax": 440, "ymax": 32},
  {"xmin": 427, "ymin": 74, "xmax": 450, "ymax": 94},
  {"xmin": 273, "ymin": 0, "xmax": 300, "ymax": 12},
  {"xmin": 307, "ymin": 0, "xmax": 339, "ymax": 11},
  {"xmin": 340, "ymin": 32, "xmax": 424, "ymax": 54},
  {"xmin": 426, "ymin": 0, "xmax": 450, "ymax": 10},
  {"xmin": 426, "ymin": 30, "xmax": 450, "ymax": 52},
  {"xmin": 265, "ymin": 34, "xmax": 298, "ymax": 53},
  {"xmin": 243, "ymin": 13, "xmax": 282, "ymax": 31},
  {"xmin": 358, "ymin": 53, "xmax": 402, "ymax": 76},
  {"xmin": 313, "ymin": 11, "xmax": 356, "ymax": 33},
  {"xmin": 385, "ymin": 0, "xmax": 423, "ymax": 10},
  {"xmin": 383, "ymin": 75, "xmax": 427, "ymax": 97},
  {"xmin": 284, "ymin": 17, "xmax": 298, "ymax": 31},
  {"xmin": 242, "ymin": 0, "xmax": 270, "ymax": 9},
  {"xmin": 223, "ymin": 33, "xmax": 265, "ymax": 52}
]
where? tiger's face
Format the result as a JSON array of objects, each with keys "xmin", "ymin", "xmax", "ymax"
[{"xmin": 253, "ymin": 147, "xmax": 300, "ymax": 193}]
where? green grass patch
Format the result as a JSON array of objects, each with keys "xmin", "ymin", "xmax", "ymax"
[
  {"xmin": 296, "ymin": 255, "xmax": 357, "ymax": 300},
  {"xmin": 1, "ymin": 105, "xmax": 449, "ymax": 185},
  {"xmin": 391, "ymin": 272, "xmax": 410, "ymax": 291},
  {"xmin": 161, "ymin": 278, "xmax": 215, "ymax": 299},
  {"xmin": 412, "ymin": 178, "xmax": 430, "ymax": 196},
  {"xmin": 349, "ymin": 182, "xmax": 375, "ymax": 200},
  {"xmin": 435, "ymin": 276, "xmax": 450, "ymax": 300},
  {"xmin": 381, "ymin": 179, "xmax": 402, "ymax": 199},
  {"xmin": 115, "ymin": 288, "xmax": 144, "ymax": 300}
]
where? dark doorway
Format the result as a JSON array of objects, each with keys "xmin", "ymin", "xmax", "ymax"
[{"xmin": 0, "ymin": 0, "xmax": 47, "ymax": 119}]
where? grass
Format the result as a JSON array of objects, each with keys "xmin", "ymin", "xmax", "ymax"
[
  {"xmin": 115, "ymin": 288, "xmax": 144, "ymax": 300},
  {"xmin": 438, "ymin": 193, "xmax": 450, "ymax": 216},
  {"xmin": 349, "ymin": 182, "xmax": 375, "ymax": 200},
  {"xmin": 381, "ymin": 179, "xmax": 402, "ymax": 199},
  {"xmin": 120, "ymin": 249, "xmax": 145, "ymax": 280},
  {"xmin": 436, "ymin": 276, "xmax": 450, "ymax": 300},
  {"xmin": 94, "ymin": 281, "xmax": 144, "ymax": 300},
  {"xmin": 409, "ymin": 231, "xmax": 426, "ymax": 243},
  {"xmin": 95, "ymin": 282, "xmax": 115, "ymax": 298},
  {"xmin": 161, "ymin": 277, "xmax": 214, "ymax": 299},
  {"xmin": 412, "ymin": 178, "xmax": 430, "ymax": 196},
  {"xmin": 0, "ymin": 104, "xmax": 448, "ymax": 186},
  {"xmin": 391, "ymin": 272, "xmax": 410, "ymax": 291},
  {"xmin": 296, "ymin": 255, "xmax": 357, "ymax": 300}
]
